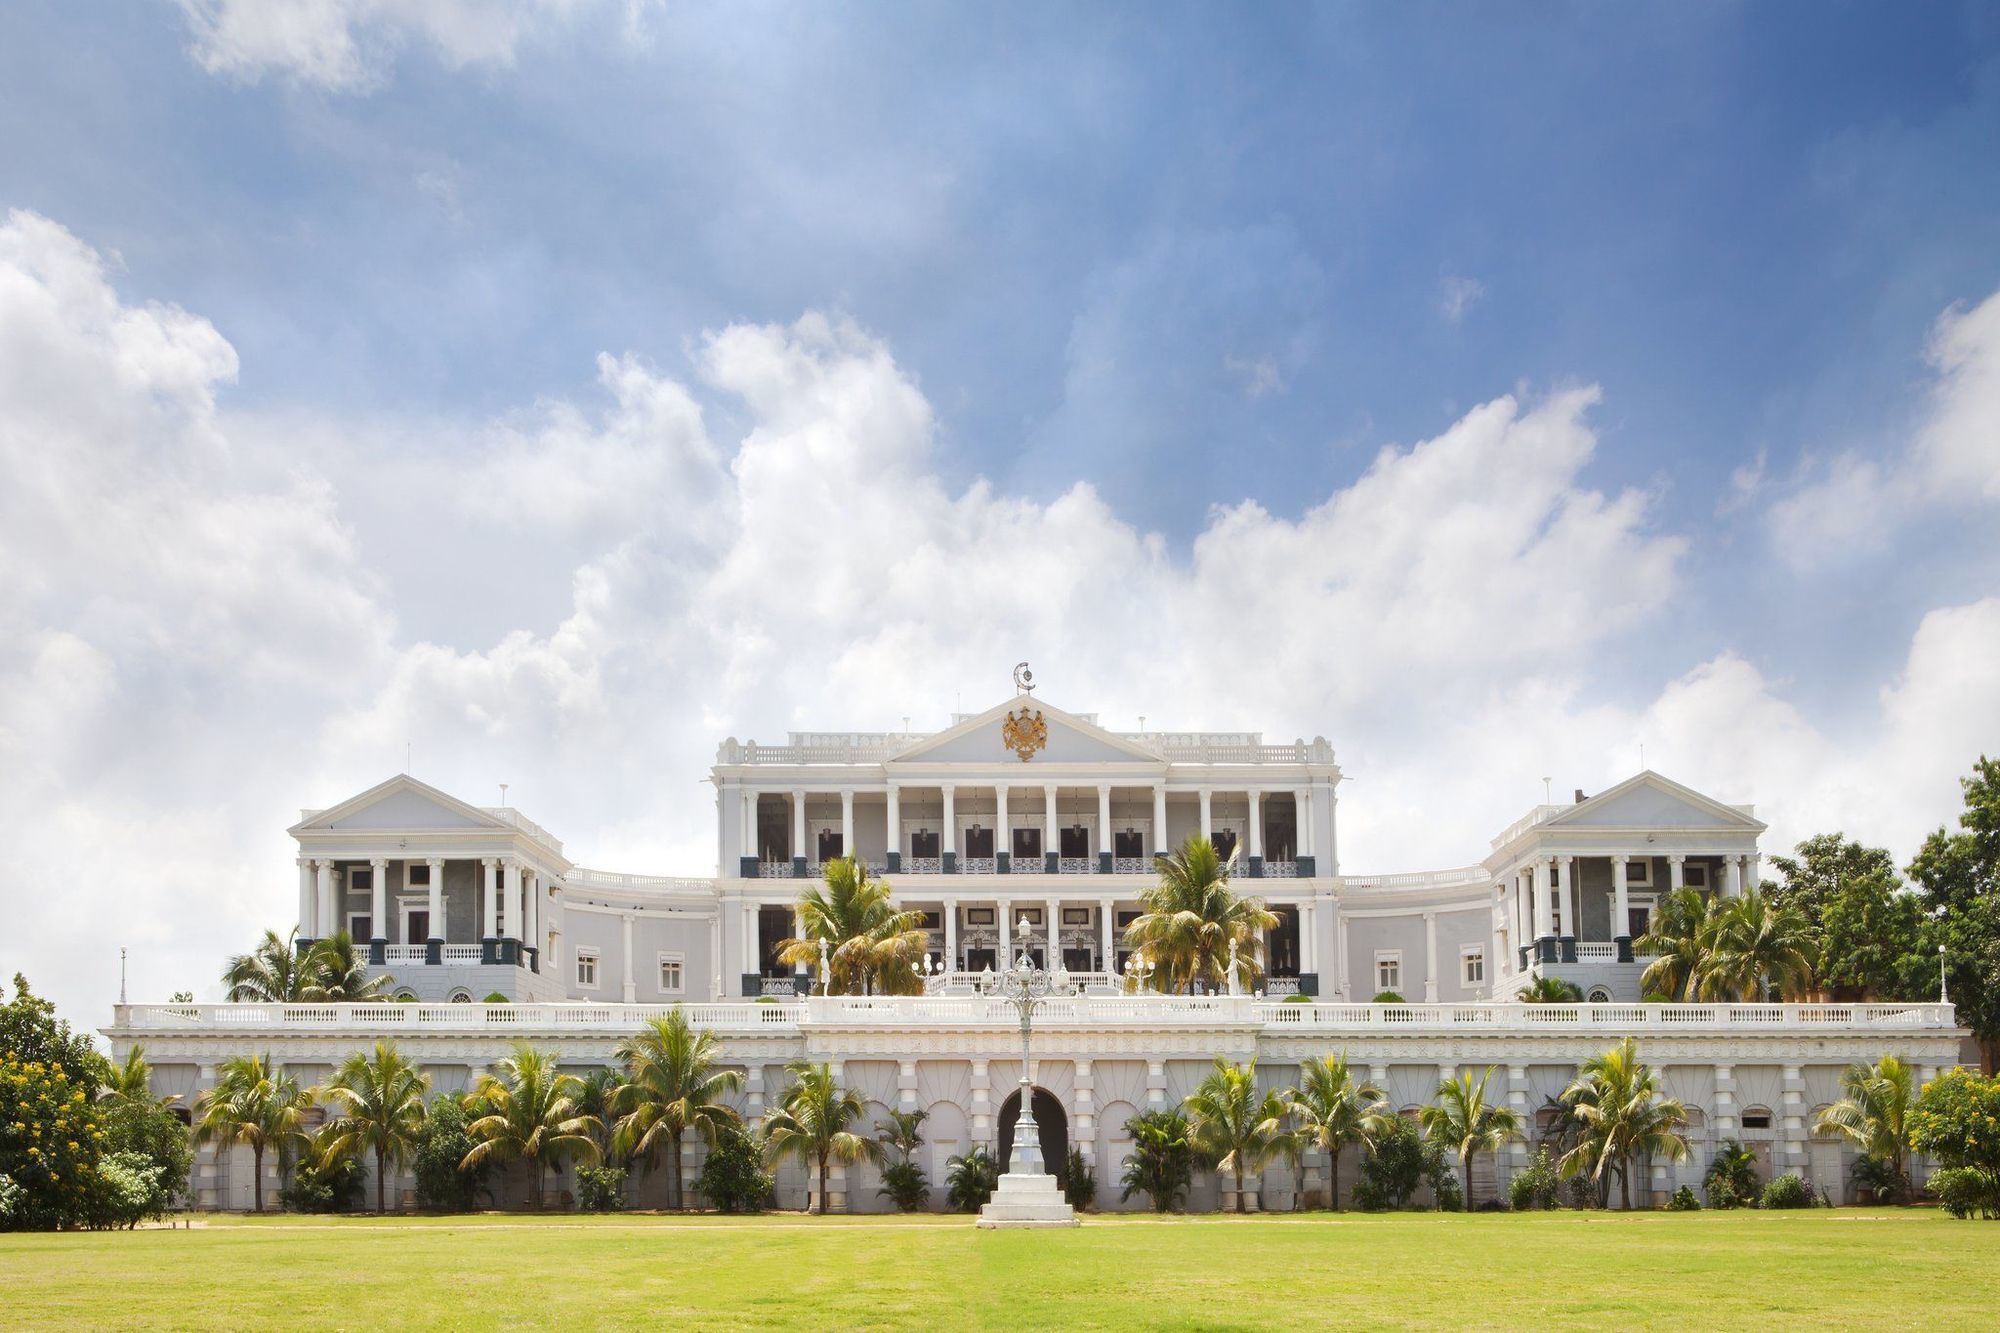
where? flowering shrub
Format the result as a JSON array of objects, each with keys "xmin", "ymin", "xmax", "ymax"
[
  {"xmin": 0, "ymin": 1052, "xmax": 104, "ymax": 1230},
  {"xmin": 1760, "ymin": 1173, "xmax": 1817, "ymax": 1209},
  {"xmin": 1909, "ymin": 1070, "xmax": 2000, "ymax": 1221}
]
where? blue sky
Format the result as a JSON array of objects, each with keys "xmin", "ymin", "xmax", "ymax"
[{"xmin": 1, "ymin": 1, "xmax": 1998, "ymax": 1018}]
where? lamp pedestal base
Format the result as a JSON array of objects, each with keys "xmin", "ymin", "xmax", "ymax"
[{"xmin": 976, "ymin": 1171, "xmax": 1079, "ymax": 1228}]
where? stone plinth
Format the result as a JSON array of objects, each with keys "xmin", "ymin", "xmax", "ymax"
[{"xmin": 976, "ymin": 1171, "xmax": 1079, "ymax": 1228}]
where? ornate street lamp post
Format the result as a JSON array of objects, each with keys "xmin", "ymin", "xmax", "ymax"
[{"xmin": 995, "ymin": 950, "xmax": 1054, "ymax": 1174}]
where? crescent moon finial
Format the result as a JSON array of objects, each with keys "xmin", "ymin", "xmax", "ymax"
[{"xmin": 1013, "ymin": 661, "xmax": 1034, "ymax": 694}]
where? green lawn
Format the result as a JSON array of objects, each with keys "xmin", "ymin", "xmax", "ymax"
[{"xmin": 1, "ymin": 1209, "xmax": 1990, "ymax": 1330}]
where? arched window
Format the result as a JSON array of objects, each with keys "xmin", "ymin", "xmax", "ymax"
[
  {"xmin": 1587, "ymin": 987, "xmax": 1612, "ymax": 1003},
  {"xmin": 448, "ymin": 989, "xmax": 473, "ymax": 1003}
]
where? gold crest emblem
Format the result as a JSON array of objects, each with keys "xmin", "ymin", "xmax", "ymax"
[{"xmin": 1001, "ymin": 706, "xmax": 1047, "ymax": 762}]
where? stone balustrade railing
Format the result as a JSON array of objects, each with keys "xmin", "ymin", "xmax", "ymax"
[{"xmin": 109, "ymin": 998, "xmax": 1959, "ymax": 1037}]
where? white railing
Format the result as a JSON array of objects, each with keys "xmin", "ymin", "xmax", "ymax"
[
  {"xmin": 1338, "ymin": 866, "xmax": 1490, "ymax": 892},
  {"xmin": 1490, "ymin": 804, "xmax": 1570, "ymax": 850},
  {"xmin": 1575, "ymin": 942, "xmax": 1619, "ymax": 962},
  {"xmin": 441, "ymin": 944, "xmax": 484, "ymax": 964},
  {"xmin": 1113, "ymin": 857, "xmax": 1151, "ymax": 875},
  {"xmin": 382, "ymin": 945, "xmax": 427, "ymax": 964},
  {"xmin": 568, "ymin": 868, "xmax": 716, "ymax": 895},
  {"xmin": 1008, "ymin": 856, "xmax": 1043, "ymax": 874},
  {"xmin": 757, "ymin": 861, "xmax": 793, "ymax": 878},
  {"xmin": 482, "ymin": 807, "xmax": 564, "ymax": 856},
  {"xmin": 905, "ymin": 857, "xmax": 942, "ymax": 874},
  {"xmin": 110, "ymin": 999, "xmax": 1959, "ymax": 1037},
  {"xmin": 1263, "ymin": 860, "xmax": 1297, "ymax": 878},
  {"xmin": 962, "ymin": 858, "xmax": 996, "ymax": 875},
  {"xmin": 717, "ymin": 732, "xmax": 1336, "ymax": 766},
  {"xmin": 1058, "ymin": 857, "xmax": 1095, "ymax": 874}
]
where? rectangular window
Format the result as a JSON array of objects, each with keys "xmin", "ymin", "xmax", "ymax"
[
  {"xmin": 910, "ymin": 829, "xmax": 939, "ymax": 859},
  {"xmin": 1114, "ymin": 829, "xmax": 1145, "ymax": 858},
  {"xmin": 408, "ymin": 863, "xmax": 431, "ymax": 887},
  {"xmin": 964, "ymin": 826, "xmax": 994, "ymax": 859},
  {"xmin": 1461, "ymin": 948, "xmax": 1484, "ymax": 986},
  {"xmin": 658, "ymin": 954, "xmax": 684, "ymax": 994},
  {"xmin": 1740, "ymin": 1110, "xmax": 1772, "ymax": 1130},
  {"xmin": 1625, "ymin": 859, "xmax": 1651, "ymax": 887},
  {"xmin": 1062, "ymin": 907, "xmax": 1091, "ymax": 926},
  {"xmin": 575, "ymin": 949, "xmax": 600, "ymax": 989},
  {"xmin": 1011, "ymin": 828, "xmax": 1042, "ymax": 860},
  {"xmin": 1375, "ymin": 952, "xmax": 1402, "ymax": 994},
  {"xmin": 1685, "ymin": 863, "xmax": 1710, "ymax": 890},
  {"xmin": 1059, "ymin": 825, "xmax": 1090, "ymax": 858}
]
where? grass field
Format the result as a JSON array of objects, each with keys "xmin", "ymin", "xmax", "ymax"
[{"xmin": 1, "ymin": 1209, "xmax": 1991, "ymax": 1330}]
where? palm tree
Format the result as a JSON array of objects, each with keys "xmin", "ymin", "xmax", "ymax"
[
  {"xmin": 1183, "ymin": 1058, "xmax": 1288, "ymax": 1213},
  {"xmin": 1419, "ymin": 1068, "xmax": 1521, "ymax": 1206},
  {"xmin": 1558, "ymin": 1038, "xmax": 1690, "ymax": 1210},
  {"xmin": 1124, "ymin": 837, "xmax": 1279, "ymax": 994},
  {"xmin": 191, "ymin": 1054, "xmax": 312, "ymax": 1213},
  {"xmin": 1812, "ymin": 1055, "xmax": 1918, "ymax": 1200},
  {"xmin": 1118, "ymin": 1108, "xmax": 1195, "ymax": 1212},
  {"xmin": 876, "ymin": 1107, "xmax": 928, "ymax": 1164},
  {"xmin": 610, "ymin": 1010, "xmax": 744, "ymax": 1209},
  {"xmin": 1284, "ymin": 1053, "xmax": 1391, "ymax": 1211},
  {"xmin": 776, "ymin": 859, "xmax": 929, "ymax": 995},
  {"xmin": 462, "ymin": 1045, "xmax": 601, "ymax": 1209},
  {"xmin": 100, "ymin": 1045, "xmax": 176, "ymax": 1108},
  {"xmin": 224, "ymin": 927, "xmax": 313, "ymax": 1002},
  {"xmin": 762, "ymin": 1060, "xmax": 881, "ymax": 1214},
  {"xmin": 574, "ymin": 1067, "xmax": 623, "ymax": 1158},
  {"xmin": 1635, "ymin": 887, "xmax": 1714, "ymax": 1002},
  {"xmin": 875, "ymin": 1107, "xmax": 930, "ymax": 1211},
  {"xmin": 1702, "ymin": 889, "xmax": 1813, "ymax": 1001},
  {"xmin": 302, "ymin": 931, "xmax": 393, "ymax": 1003},
  {"xmin": 323, "ymin": 1041, "xmax": 431, "ymax": 1214},
  {"xmin": 1515, "ymin": 976, "xmax": 1584, "ymax": 1003}
]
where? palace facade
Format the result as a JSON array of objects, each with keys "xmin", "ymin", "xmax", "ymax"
[{"xmin": 106, "ymin": 687, "xmax": 1968, "ymax": 1212}]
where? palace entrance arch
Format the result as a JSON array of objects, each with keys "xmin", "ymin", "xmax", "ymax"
[{"xmin": 996, "ymin": 1087, "xmax": 1069, "ymax": 1189}]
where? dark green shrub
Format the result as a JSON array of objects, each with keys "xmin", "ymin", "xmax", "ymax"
[
  {"xmin": 1118, "ymin": 1110, "xmax": 1192, "ymax": 1212},
  {"xmin": 1281, "ymin": 993, "xmax": 1313, "ymax": 1004},
  {"xmin": 576, "ymin": 1164, "xmax": 627, "ymax": 1212},
  {"xmin": 283, "ymin": 1138, "xmax": 364, "ymax": 1213},
  {"xmin": 1704, "ymin": 1139, "xmax": 1759, "ymax": 1209},
  {"xmin": 1667, "ymin": 1184, "xmax": 1701, "ymax": 1211},
  {"xmin": 1355, "ymin": 1117, "xmax": 1454, "ymax": 1211},
  {"xmin": 945, "ymin": 1145, "xmax": 999, "ymax": 1212},
  {"xmin": 482, "ymin": 992, "xmax": 509, "ymax": 1004},
  {"xmin": 1930, "ymin": 1167, "xmax": 2000, "ymax": 1220},
  {"xmin": 1760, "ymin": 1173, "xmax": 1815, "ymax": 1209},
  {"xmin": 1508, "ymin": 1148, "xmax": 1561, "ymax": 1210},
  {"xmin": 878, "ymin": 1161, "xmax": 930, "ymax": 1212},
  {"xmin": 98, "ymin": 1097, "xmax": 192, "ymax": 1217},
  {"xmin": 693, "ymin": 1124, "xmax": 772, "ymax": 1214},
  {"xmin": 1910, "ymin": 1070, "xmax": 2000, "ymax": 1221},
  {"xmin": 1064, "ymin": 1145, "xmax": 1096, "ymax": 1210},
  {"xmin": 413, "ymin": 1095, "xmax": 487, "ymax": 1211},
  {"xmin": 1370, "ymin": 991, "xmax": 1406, "ymax": 1004},
  {"xmin": 1849, "ymin": 1153, "xmax": 1909, "ymax": 1204}
]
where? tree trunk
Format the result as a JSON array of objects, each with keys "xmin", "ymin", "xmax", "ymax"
[
  {"xmin": 1234, "ymin": 1162, "xmax": 1246, "ymax": 1213},
  {"xmin": 1620, "ymin": 1156, "xmax": 1632, "ymax": 1211},
  {"xmin": 1330, "ymin": 1151, "xmax": 1342, "ymax": 1213},
  {"xmin": 668, "ymin": 1135, "xmax": 683, "ymax": 1211},
  {"xmin": 534, "ymin": 1158, "xmax": 545, "ymax": 1211},
  {"xmin": 1463, "ymin": 1156, "xmax": 1473, "ymax": 1209},
  {"xmin": 377, "ymin": 1145, "xmax": 388, "ymax": 1214},
  {"xmin": 253, "ymin": 1143, "xmax": 264, "ymax": 1214},
  {"xmin": 818, "ymin": 1152, "xmax": 829, "ymax": 1215}
]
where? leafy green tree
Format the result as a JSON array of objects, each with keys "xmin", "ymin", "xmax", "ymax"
[
  {"xmin": 1507, "ymin": 1147, "xmax": 1561, "ymax": 1210},
  {"xmin": 1124, "ymin": 837, "xmax": 1278, "ymax": 994},
  {"xmin": 462, "ymin": 1045, "xmax": 601, "ymax": 1210},
  {"xmin": 945, "ymin": 1144, "xmax": 999, "ymax": 1211},
  {"xmin": 412, "ymin": 1094, "xmax": 486, "ymax": 1211},
  {"xmin": 1, "ymin": 974, "xmax": 105, "ymax": 1091},
  {"xmin": 1908, "ymin": 758, "xmax": 2000, "ymax": 1071},
  {"xmin": 874, "ymin": 1108, "xmax": 930, "ymax": 1211},
  {"xmin": 1812, "ymin": 1055, "xmax": 1918, "ymax": 1200},
  {"xmin": 1767, "ymin": 834, "xmax": 1902, "ymax": 933},
  {"xmin": 301, "ymin": 931, "xmax": 393, "ymax": 1003},
  {"xmin": 323, "ymin": 1041, "xmax": 430, "ymax": 1214},
  {"xmin": 1703, "ymin": 1139, "xmax": 1759, "ymax": 1209},
  {"xmin": 777, "ymin": 859, "xmax": 929, "ymax": 995},
  {"xmin": 1183, "ymin": 1058, "xmax": 1288, "ymax": 1213},
  {"xmin": 96, "ymin": 1048, "xmax": 192, "ymax": 1220},
  {"xmin": 1557, "ymin": 1039, "xmax": 1689, "ymax": 1210},
  {"xmin": 1701, "ymin": 888, "xmax": 1814, "ymax": 1001},
  {"xmin": 191, "ymin": 1054, "xmax": 312, "ymax": 1214},
  {"xmin": 223, "ymin": 928, "xmax": 314, "ymax": 1003},
  {"xmin": 694, "ymin": 1123, "xmax": 774, "ymax": 1213},
  {"xmin": 0, "ymin": 1051, "xmax": 102, "ymax": 1230},
  {"xmin": 1766, "ymin": 833, "xmax": 1927, "ymax": 1001},
  {"xmin": 610, "ymin": 1010, "xmax": 744, "ymax": 1210},
  {"xmin": 1354, "ymin": 1116, "xmax": 1457, "ymax": 1211},
  {"xmin": 1284, "ymin": 1053, "xmax": 1390, "ymax": 1211},
  {"xmin": 1420, "ymin": 1068, "xmax": 1521, "ymax": 1207},
  {"xmin": 281, "ymin": 1122, "xmax": 366, "ymax": 1212},
  {"xmin": 762, "ymin": 1061, "xmax": 881, "ymax": 1215},
  {"xmin": 82, "ymin": 1151, "xmax": 168, "ymax": 1229},
  {"xmin": 1908, "ymin": 1068, "xmax": 2000, "ymax": 1219},
  {"xmin": 1119, "ymin": 1109, "xmax": 1194, "ymax": 1212}
]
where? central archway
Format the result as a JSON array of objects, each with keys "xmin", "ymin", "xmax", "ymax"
[{"xmin": 997, "ymin": 1086, "xmax": 1069, "ymax": 1188}]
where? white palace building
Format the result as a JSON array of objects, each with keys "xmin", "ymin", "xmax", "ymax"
[{"xmin": 106, "ymin": 684, "xmax": 1969, "ymax": 1212}]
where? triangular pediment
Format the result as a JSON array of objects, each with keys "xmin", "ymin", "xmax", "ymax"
[
  {"xmin": 888, "ymin": 697, "xmax": 1163, "ymax": 767},
  {"xmin": 1546, "ymin": 771, "xmax": 1765, "ymax": 831},
  {"xmin": 290, "ymin": 775, "xmax": 508, "ymax": 835}
]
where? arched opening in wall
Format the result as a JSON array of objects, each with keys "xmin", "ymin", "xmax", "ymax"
[
  {"xmin": 996, "ymin": 1087, "xmax": 1068, "ymax": 1190},
  {"xmin": 1807, "ymin": 1105, "xmax": 1845, "ymax": 1205},
  {"xmin": 170, "ymin": 1105, "xmax": 192, "ymax": 1127},
  {"xmin": 1738, "ymin": 1106, "xmax": 1775, "ymax": 1183},
  {"xmin": 448, "ymin": 990, "xmax": 472, "ymax": 1003},
  {"xmin": 1586, "ymin": 987, "xmax": 1612, "ymax": 1003}
]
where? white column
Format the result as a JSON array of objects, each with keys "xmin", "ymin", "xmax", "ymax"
[
  {"xmin": 944, "ymin": 899, "xmax": 958, "ymax": 969},
  {"xmin": 1611, "ymin": 855, "xmax": 1631, "ymax": 943},
  {"xmin": 1097, "ymin": 785, "xmax": 1112, "ymax": 860},
  {"xmin": 622, "ymin": 912, "xmax": 636, "ymax": 1002},
  {"xmin": 297, "ymin": 859, "xmax": 314, "ymax": 937},
  {"xmin": 1100, "ymin": 897, "xmax": 1114, "ymax": 968},
  {"xmin": 1153, "ymin": 785, "xmax": 1168, "ymax": 856},
  {"xmin": 885, "ymin": 785, "xmax": 901, "ymax": 862},
  {"xmin": 999, "ymin": 899, "xmax": 1011, "ymax": 962},
  {"xmin": 481, "ymin": 859, "xmax": 498, "ymax": 939},
  {"xmin": 840, "ymin": 789, "xmax": 855, "ymax": 860},
  {"xmin": 1669, "ymin": 854, "xmax": 1686, "ymax": 893},
  {"xmin": 1534, "ymin": 858, "xmax": 1554, "ymax": 941},
  {"xmin": 942, "ymin": 785, "xmax": 957, "ymax": 862},
  {"xmin": 1045, "ymin": 896, "xmax": 1060, "ymax": 967},
  {"xmin": 792, "ymin": 789, "xmax": 806, "ymax": 862},
  {"xmin": 426, "ymin": 858, "xmax": 445, "ymax": 943},
  {"xmin": 995, "ymin": 783, "xmax": 1009, "ymax": 859},
  {"xmin": 742, "ymin": 903, "xmax": 757, "ymax": 973},
  {"xmin": 527, "ymin": 870, "xmax": 541, "ymax": 954},
  {"xmin": 503, "ymin": 859, "xmax": 522, "ymax": 941},
  {"xmin": 1561, "ymin": 857, "xmax": 1578, "ymax": 940},
  {"xmin": 1423, "ymin": 910, "xmax": 1438, "ymax": 1002},
  {"xmin": 1248, "ymin": 789, "xmax": 1263, "ymax": 859},
  {"xmin": 1199, "ymin": 788, "xmax": 1213, "ymax": 842},
  {"xmin": 1296, "ymin": 787, "xmax": 1313, "ymax": 858},
  {"xmin": 1300, "ymin": 901, "xmax": 1316, "ymax": 973},
  {"xmin": 316, "ymin": 860, "xmax": 338, "ymax": 938},
  {"xmin": 1044, "ymin": 783, "xmax": 1059, "ymax": 861},
  {"xmin": 741, "ymin": 788, "xmax": 757, "ymax": 860},
  {"xmin": 1335, "ymin": 911, "xmax": 1351, "ymax": 999},
  {"xmin": 1724, "ymin": 854, "xmax": 1743, "ymax": 899},
  {"xmin": 369, "ymin": 859, "xmax": 388, "ymax": 943},
  {"xmin": 1746, "ymin": 853, "xmax": 1761, "ymax": 893}
]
